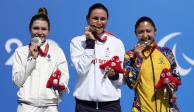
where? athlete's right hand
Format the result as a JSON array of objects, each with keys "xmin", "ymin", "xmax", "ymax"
[
  {"xmin": 85, "ymin": 26, "xmax": 95, "ymax": 40},
  {"xmin": 29, "ymin": 43, "xmax": 39, "ymax": 59},
  {"xmin": 134, "ymin": 43, "xmax": 146, "ymax": 58}
]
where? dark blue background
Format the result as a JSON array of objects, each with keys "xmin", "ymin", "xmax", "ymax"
[{"xmin": 1, "ymin": 0, "xmax": 193, "ymax": 111}]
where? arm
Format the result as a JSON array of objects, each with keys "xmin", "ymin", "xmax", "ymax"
[
  {"xmin": 162, "ymin": 47, "xmax": 181, "ymax": 90},
  {"xmin": 109, "ymin": 41, "xmax": 126, "ymax": 87},
  {"xmin": 124, "ymin": 50, "xmax": 143, "ymax": 89},
  {"xmin": 12, "ymin": 49, "xmax": 36, "ymax": 88},
  {"xmin": 57, "ymin": 48, "xmax": 70, "ymax": 93},
  {"xmin": 70, "ymin": 37, "xmax": 95, "ymax": 76}
]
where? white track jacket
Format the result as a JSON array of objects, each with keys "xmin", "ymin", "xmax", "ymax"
[
  {"xmin": 70, "ymin": 32, "xmax": 125, "ymax": 102},
  {"xmin": 12, "ymin": 41, "xmax": 69, "ymax": 107}
]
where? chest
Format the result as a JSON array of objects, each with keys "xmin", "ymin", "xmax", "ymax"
[{"xmin": 140, "ymin": 50, "xmax": 171, "ymax": 81}]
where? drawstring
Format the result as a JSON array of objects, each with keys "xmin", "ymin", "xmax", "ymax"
[{"xmin": 96, "ymin": 102, "xmax": 99, "ymax": 110}]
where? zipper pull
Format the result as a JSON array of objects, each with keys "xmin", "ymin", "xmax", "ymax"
[{"xmin": 96, "ymin": 102, "xmax": 99, "ymax": 110}]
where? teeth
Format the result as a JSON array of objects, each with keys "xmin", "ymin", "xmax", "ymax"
[{"xmin": 91, "ymin": 26, "xmax": 102, "ymax": 29}]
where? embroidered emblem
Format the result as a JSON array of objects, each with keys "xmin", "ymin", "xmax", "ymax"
[
  {"xmin": 158, "ymin": 57, "xmax": 164, "ymax": 64},
  {"xmin": 105, "ymin": 47, "xmax": 110, "ymax": 57},
  {"xmin": 47, "ymin": 54, "xmax": 51, "ymax": 61}
]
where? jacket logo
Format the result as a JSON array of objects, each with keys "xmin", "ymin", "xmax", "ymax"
[
  {"xmin": 158, "ymin": 57, "xmax": 164, "ymax": 64},
  {"xmin": 105, "ymin": 47, "xmax": 110, "ymax": 57},
  {"xmin": 91, "ymin": 59, "xmax": 108, "ymax": 64}
]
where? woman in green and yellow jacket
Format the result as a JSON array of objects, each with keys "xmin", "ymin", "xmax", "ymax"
[{"xmin": 124, "ymin": 16, "xmax": 181, "ymax": 112}]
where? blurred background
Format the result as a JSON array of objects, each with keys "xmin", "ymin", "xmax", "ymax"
[{"xmin": 1, "ymin": 0, "xmax": 194, "ymax": 111}]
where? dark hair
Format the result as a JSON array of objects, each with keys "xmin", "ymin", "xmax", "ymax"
[
  {"xmin": 86, "ymin": 3, "xmax": 109, "ymax": 20},
  {"xmin": 135, "ymin": 16, "xmax": 156, "ymax": 33},
  {"xmin": 29, "ymin": 7, "xmax": 50, "ymax": 31}
]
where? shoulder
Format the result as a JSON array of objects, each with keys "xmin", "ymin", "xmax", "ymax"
[
  {"xmin": 71, "ymin": 35, "xmax": 86, "ymax": 43},
  {"xmin": 157, "ymin": 46, "xmax": 173, "ymax": 55},
  {"xmin": 104, "ymin": 31, "xmax": 114, "ymax": 36},
  {"xmin": 157, "ymin": 46, "xmax": 175, "ymax": 62},
  {"xmin": 15, "ymin": 45, "xmax": 29, "ymax": 54},
  {"xmin": 14, "ymin": 45, "xmax": 29, "ymax": 59},
  {"xmin": 104, "ymin": 31, "xmax": 123, "ymax": 45},
  {"xmin": 48, "ymin": 42, "xmax": 63, "ymax": 53},
  {"xmin": 70, "ymin": 35, "xmax": 87, "ymax": 49}
]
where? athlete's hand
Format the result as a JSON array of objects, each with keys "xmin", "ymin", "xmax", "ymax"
[
  {"xmin": 134, "ymin": 43, "xmax": 146, "ymax": 58},
  {"xmin": 85, "ymin": 26, "xmax": 95, "ymax": 40},
  {"xmin": 29, "ymin": 43, "xmax": 39, "ymax": 59},
  {"xmin": 105, "ymin": 66, "xmax": 116, "ymax": 76}
]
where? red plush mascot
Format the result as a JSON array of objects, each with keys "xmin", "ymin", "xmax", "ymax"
[
  {"xmin": 155, "ymin": 68, "xmax": 181, "ymax": 100},
  {"xmin": 46, "ymin": 69, "xmax": 65, "ymax": 91},
  {"xmin": 100, "ymin": 56, "xmax": 124, "ymax": 78}
]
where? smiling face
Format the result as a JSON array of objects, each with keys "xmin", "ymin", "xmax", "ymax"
[
  {"xmin": 87, "ymin": 8, "xmax": 108, "ymax": 34},
  {"xmin": 30, "ymin": 19, "xmax": 49, "ymax": 43},
  {"xmin": 135, "ymin": 21, "xmax": 156, "ymax": 43}
]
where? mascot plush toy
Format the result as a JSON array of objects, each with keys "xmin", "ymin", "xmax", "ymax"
[
  {"xmin": 155, "ymin": 68, "xmax": 181, "ymax": 99},
  {"xmin": 100, "ymin": 56, "xmax": 124, "ymax": 78},
  {"xmin": 46, "ymin": 69, "xmax": 65, "ymax": 91}
]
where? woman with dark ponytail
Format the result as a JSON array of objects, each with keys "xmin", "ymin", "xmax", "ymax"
[
  {"xmin": 12, "ymin": 7, "xmax": 69, "ymax": 112},
  {"xmin": 124, "ymin": 16, "xmax": 181, "ymax": 112},
  {"xmin": 70, "ymin": 3, "xmax": 125, "ymax": 112}
]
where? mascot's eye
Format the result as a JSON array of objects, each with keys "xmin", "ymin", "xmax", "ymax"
[
  {"xmin": 111, "ymin": 62, "xmax": 116, "ymax": 67},
  {"xmin": 161, "ymin": 73, "xmax": 165, "ymax": 77},
  {"xmin": 52, "ymin": 73, "xmax": 56, "ymax": 77},
  {"xmin": 116, "ymin": 59, "xmax": 120, "ymax": 63},
  {"xmin": 167, "ymin": 72, "xmax": 171, "ymax": 76}
]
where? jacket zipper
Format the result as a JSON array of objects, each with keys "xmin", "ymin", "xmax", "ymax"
[
  {"xmin": 150, "ymin": 55, "xmax": 158, "ymax": 112},
  {"xmin": 94, "ymin": 41, "xmax": 99, "ymax": 110}
]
